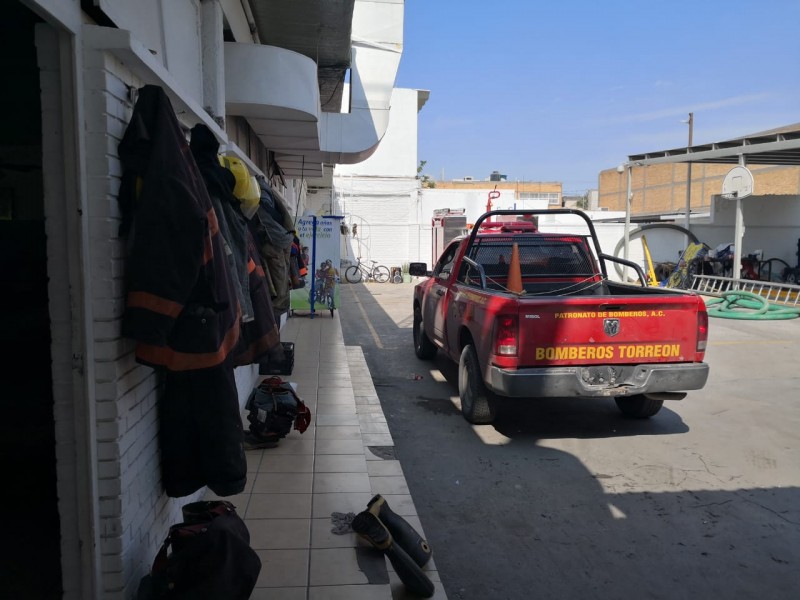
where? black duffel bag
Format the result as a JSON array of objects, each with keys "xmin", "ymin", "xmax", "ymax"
[{"xmin": 138, "ymin": 500, "xmax": 261, "ymax": 600}]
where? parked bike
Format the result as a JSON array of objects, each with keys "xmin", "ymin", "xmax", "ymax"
[{"xmin": 344, "ymin": 258, "xmax": 391, "ymax": 283}]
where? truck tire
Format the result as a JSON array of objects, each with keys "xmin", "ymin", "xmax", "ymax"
[
  {"xmin": 615, "ymin": 394, "xmax": 664, "ymax": 418},
  {"xmin": 458, "ymin": 344, "xmax": 496, "ymax": 424},
  {"xmin": 413, "ymin": 306, "xmax": 437, "ymax": 360}
]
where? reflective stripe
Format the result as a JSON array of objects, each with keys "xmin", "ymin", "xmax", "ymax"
[
  {"xmin": 207, "ymin": 208, "xmax": 219, "ymax": 236},
  {"xmin": 127, "ymin": 291, "xmax": 183, "ymax": 318},
  {"xmin": 203, "ymin": 208, "xmax": 220, "ymax": 265},
  {"xmin": 135, "ymin": 315, "xmax": 241, "ymax": 371}
]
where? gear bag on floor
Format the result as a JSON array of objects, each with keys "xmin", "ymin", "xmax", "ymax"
[
  {"xmin": 245, "ymin": 376, "xmax": 311, "ymax": 440},
  {"xmin": 137, "ymin": 501, "xmax": 260, "ymax": 600}
]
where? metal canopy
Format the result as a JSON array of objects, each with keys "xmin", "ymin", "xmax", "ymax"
[
  {"xmin": 621, "ymin": 123, "xmax": 800, "ymax": 286},
  {"xmin": 627, "ymin": 124, "xmax": 800, "ymax": 167}
]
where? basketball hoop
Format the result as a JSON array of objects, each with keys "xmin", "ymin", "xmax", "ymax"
[{"xmin": 721, "ymin": 166, "xmax": 754, "ymax": 200}]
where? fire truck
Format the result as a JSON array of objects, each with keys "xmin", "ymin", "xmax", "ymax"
[{"xmin": 431, "ymin": 208, "xmax": 468, "ymax": 265}]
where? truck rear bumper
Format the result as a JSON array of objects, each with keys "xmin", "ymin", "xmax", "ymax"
[{"xmin": 486, "ymin": 362, "xmax": 710, "ymax": 398}]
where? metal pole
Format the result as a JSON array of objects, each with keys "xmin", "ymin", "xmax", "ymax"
[
  {"xmin": 733, "ymin": 154, "xmax": 746, "ymax": 289},
  {"xmin": 624, "ymin": 165, "xmax": 632, "ymax": 281},
  {"xmin": 310, "ymin": 216, "xmax": 317, "ymax": 317},
  {"xmin": 684, "ymin": 112, "xmax": 693, "ymax": 232}
]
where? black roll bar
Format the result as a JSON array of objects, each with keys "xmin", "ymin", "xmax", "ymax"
[{"xmin": 465, "ymin": 209, "xmax": 647, "ymax": 286}]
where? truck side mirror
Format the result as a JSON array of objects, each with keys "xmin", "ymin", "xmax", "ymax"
[{"xmin": 408, "ymin": 262, "xmax": 429, "ymax": 277}]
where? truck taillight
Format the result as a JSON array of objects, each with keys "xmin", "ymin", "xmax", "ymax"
[
  {"xmin": 697, "ymin": 310, "xmax": 709, "ymax": 352},
  {"xmin": 495, "ymin": 315, "xmax": 518, "ymax": 356}
]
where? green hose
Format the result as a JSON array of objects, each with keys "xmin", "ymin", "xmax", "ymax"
[{"xmin": 705, "ymin": 290, "xmax": 800, "ymax": 320}]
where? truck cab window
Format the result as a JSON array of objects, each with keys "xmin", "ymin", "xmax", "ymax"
[{"xmin": 434, "ymin": 243, "xmax": 458, "ymax": 279}]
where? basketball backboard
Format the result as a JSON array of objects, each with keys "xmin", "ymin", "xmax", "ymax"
[{"xmin": 721, "ymin": 165, "xmax": 754, "ymax": 199}]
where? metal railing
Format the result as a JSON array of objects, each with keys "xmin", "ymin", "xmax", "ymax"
[{"xmin": 689, "ymin": 274, "xmax": 800, "ymax": 307}]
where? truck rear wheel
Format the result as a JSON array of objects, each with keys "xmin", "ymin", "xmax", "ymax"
[
  {"xmin": 458, "ymin": 344, "xmax": 496, "ymax": 424},
  {"xmin": 615, "ymin": 394, "xmax": 664, "ymax": 418},
  {"xmin": 413, "ymin": 306, "xmax": 437, "ymax": 359}
]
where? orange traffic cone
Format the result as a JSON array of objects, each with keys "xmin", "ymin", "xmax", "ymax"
[{"xmin": 508, "ymin": 242, "xmax": 523, "ymax": 294}]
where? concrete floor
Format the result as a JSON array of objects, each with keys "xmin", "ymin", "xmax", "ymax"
[
  {"xmin": 205, "ymin": 308, "xmax": 448, "ymax": 600},
  {"xmin": 337, "ymin": 281, "xmax": 800, "ymax": 600}
]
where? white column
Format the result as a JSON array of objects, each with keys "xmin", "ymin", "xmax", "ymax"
[
  {"xmin": 37, "ymin": 22, "xmax": 102, "ymax": 600},
  {"xmin": 201, "ymin": 0, "xmax": 225, "ymax": 127}
]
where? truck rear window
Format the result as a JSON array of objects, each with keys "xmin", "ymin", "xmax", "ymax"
[{"xmin": 463, "ymin": 235, "xmax": 596, "ymax": 279}]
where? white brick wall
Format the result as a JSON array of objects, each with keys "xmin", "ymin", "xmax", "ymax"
[
  {"xmin": 37, "ymin": 11, "xmax": 290, "ymax": 597},
  {"xmin": 326, "ymin": 175, "xmax": 421, "ymax": 267},
  {"xmin": 79, "ymin": 45, "xmax": 273, "ymax": 597},
  {"xmin": 82, "ymin": 50, "xmax": 199, "ymax": 598}
]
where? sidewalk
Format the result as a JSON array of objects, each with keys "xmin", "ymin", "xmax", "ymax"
[{"xmin": 206, "ymin": 310, "xmax": 447, "ymax": 599}]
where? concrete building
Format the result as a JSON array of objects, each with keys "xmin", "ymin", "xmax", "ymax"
[
  {"xmin": 301, "ymin": 98, "xmax": 568, "ymax": 269},
  {"xmin": 301, "ymin": 95, "xmax": 622, "ymax": 272},
  {"xmin": 436, "ymin": 178, "xmax": 563, "ymax": 210},
  {"xmin": 2, "ymin": 1, "xmax": 407, "ymax": 598},
  {"xmin": 305, "ymin": 87, "xmax": 430, "ymax": 271}
]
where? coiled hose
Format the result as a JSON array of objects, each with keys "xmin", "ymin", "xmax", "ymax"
[{"xmin": 705, "ymin": 290, "xmax": 800, "ymax": 320}]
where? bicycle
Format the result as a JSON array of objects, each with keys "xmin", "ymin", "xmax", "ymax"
[
  {"xmin": 310, "ymin": 276, "xmax": 336, "ymax": 315},
  {"xmin": 344, "ymin": 258, "xmax": 391, "ymax": 283}
]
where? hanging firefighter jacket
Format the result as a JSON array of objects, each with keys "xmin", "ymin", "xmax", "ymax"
[
  {"xmin": 118, "ymin": 86, "xmax": 240, "ymax": 371},
  {"xmin": 232, "ymin": 234, "xmax": 284, "ymax": 367},
  {"xmin": 189, "ymin": 124, "xmax": 254, "ymax": 322},
  {"xmin": 118, "ymin": 86, "xmax": 247, "ymax": 498},
  {"xmin": 291, "ymin": 234, "xmax": 308, "ymax": 281},
  {"xmin": 188, "ymin": 124, "xmax": 282, "ymax": 367},
  {"xmin": 159, "ymin": 362, "xmax": 247, "ymax": 497},
  {"xmin": 248, "ymin": 178, "xmax": 295, "ymax": 315}
]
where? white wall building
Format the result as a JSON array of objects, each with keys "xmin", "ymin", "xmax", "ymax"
[
  {"xmin": 304, "ymin": 95, "xmax": 628, "ymax": 272},
  {"xmin": 304, "ymin": 86, "xmax": 428, "ymax": 271}
]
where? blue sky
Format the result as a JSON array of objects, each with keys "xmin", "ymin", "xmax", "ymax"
[{"xmin": 395, "ymin": 0, "xmax": 800, "ymax": 195}]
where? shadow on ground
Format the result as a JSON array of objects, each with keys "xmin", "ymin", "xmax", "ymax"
[{"xmin": 338, "ymin": 282, "xmax": 799, "ymax": 600}]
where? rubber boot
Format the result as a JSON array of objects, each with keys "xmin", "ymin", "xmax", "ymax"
[
  {"xmin": 351, "ymin": 511, "xmax": 434, "ymax": 598},
  {"xmin": 367, "ymin": 494, "xmax": 432, "ymax": 567}
]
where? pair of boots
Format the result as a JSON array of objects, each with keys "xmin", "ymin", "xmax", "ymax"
[{"xmin": 351, "ymin": 494, "xmax": 435, "ymax": 598}]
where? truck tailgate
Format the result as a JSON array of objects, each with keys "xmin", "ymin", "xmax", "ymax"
[{"xmin": 516, "ymin": 295, "xmax": 702, "ymax": 366}]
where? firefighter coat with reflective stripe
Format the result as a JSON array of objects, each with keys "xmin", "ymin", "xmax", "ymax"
[
  {"xmin": 188, "ymin": 123, "xmax": 281, "ymax": 366},
  {"xmin": 118, "ymin": 85, "xmax": 240, "ymax": 371}
]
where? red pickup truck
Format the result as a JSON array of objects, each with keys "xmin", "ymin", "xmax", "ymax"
[{"xmin": 410, "ymin": 209, "xmax": 709, "ymax": 424}]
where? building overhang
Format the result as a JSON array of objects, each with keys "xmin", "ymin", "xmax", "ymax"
[
  {"xmin": 240, "ymin": 0, "xmax": 404, "ymax": 180},
  {"xmin": 224, "ymin": 42, "xmax": 321, "ymax": 156},
  {"xmin": 86, "ymin": 1, "xmax": 406, "ymax": 181}
]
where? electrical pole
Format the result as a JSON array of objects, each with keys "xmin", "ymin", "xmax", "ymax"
[{"xmin": 684, "ymin": 112, "xmax": 693, "ymax": 231}]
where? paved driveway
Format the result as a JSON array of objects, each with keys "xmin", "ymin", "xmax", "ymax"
[{"xmin": 338, "ymin": 282, "xmax": 800, "ymax": 600}]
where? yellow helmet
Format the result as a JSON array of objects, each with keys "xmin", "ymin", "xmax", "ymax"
[
  {"xmin": 218, "ymin": 155, "xmax": 250, "ymax": 200},
  {"xmin": 240, "ymin": 176, "xmax": 261, "ymax": 220}
]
